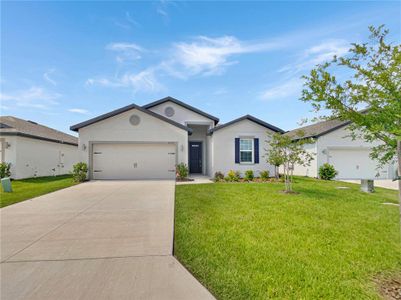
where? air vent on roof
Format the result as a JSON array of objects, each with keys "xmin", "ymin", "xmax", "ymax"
[
  {"xmin": 27, "ymin": 120, "xmax": 38, "ymax": 125},
  {"xmin": 0, "ymin": 123, "xmax": 12, "ymax": 128}
]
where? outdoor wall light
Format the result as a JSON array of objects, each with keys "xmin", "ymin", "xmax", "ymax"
[
  {"xmin": 82, "ymin": 144, "xmax": 87, "ymax": 151},
  {"xmin": 5, "ymin": 142, "xmax": 11, "ymax": 149},
  {"xmin": 180, "ymin": 144, "xmax": 184, "ymax": 152}
]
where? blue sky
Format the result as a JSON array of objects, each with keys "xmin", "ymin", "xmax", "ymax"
[{"xmin": 1, "ymin": 1, "xmax": 400, "ymax": 135}]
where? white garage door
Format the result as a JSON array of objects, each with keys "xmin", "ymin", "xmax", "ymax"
[
  {"xmin": 328, "ymin": 148, "xmax": 388, "ymax": 180},
  {"xmin": 92, "ymin": 143, "xmax": 176, "ymax": 180}
]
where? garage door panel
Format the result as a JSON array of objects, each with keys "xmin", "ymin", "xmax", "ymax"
[
  {"xmin": 328, "ymin": 148, "xmax": 388, "ymax": 180},
  {"xmin": 92, "ymin": 143, "xmax": 176, "ymax": 180}
]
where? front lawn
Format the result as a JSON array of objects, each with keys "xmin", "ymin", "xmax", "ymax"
[
  {"xmin": 0, "ymin": 175, "xmax": 77, "ymax": 208},
  {"xmin": 174, "ymin": 177, "xmax": 400, "ymax": 299}
]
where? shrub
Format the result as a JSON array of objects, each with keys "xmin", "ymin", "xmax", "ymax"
[
  {"xmin": 319, "ymin": 163, "xmax": 338, "ymax": 180},
  {"xmin": 176, "ymin": 163, "xmax": 189, "ymax": 180},
  {"xmin": 214, "ymin": 171, "xmax": 224, "ymax": 182},
  {"xmin": 244, "ymin": 170, "xmax": 254, "ymax": 181},
  {"xmin": 0, "ymin": 162, "xmax": 11, "ymax": 178},
  {"xmin": 72, "ymin": 162, "xmax": 88, "ymax": 182},
  {"xmin": 225, "ymin": 170, "xmax": 240, "ymax": 182},
  {"xmin": 260, "ymin": 170, "xmax": 270, "ymax": 181}
]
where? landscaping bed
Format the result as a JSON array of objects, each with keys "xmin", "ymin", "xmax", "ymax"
[
  {"xmin": 0, "ymin": 175, "xmax": 77, "ymax": 208},
  {"xmin": 174, "ymin": 177, "xmax": 400, "ymax": 299}
]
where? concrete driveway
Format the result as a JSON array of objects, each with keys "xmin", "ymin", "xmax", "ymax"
[{"xmin": 1, "ymin": 181, "xmax": 214, "ymax": 300}]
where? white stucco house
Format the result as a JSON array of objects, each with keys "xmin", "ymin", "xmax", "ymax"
[
  {"xmin": 285, "ymin": 118, "xmax": 397, "ymax": 180},
  {"xmin": 70, "ymin": 96, "xmax": 285, "ymax": 180},
  {"xmin": 0, "ymin": 116, "xmax": 79, "ymax": 179}
]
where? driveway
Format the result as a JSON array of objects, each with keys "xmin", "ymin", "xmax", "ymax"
[{"xmin": 1, "ymin": 181, "xmax": 214, "ymax": 300}]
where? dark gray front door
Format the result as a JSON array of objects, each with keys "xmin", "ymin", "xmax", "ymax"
[{"xmin": 189, "ymin": 142, "xmax": 202, "ymax": 173}]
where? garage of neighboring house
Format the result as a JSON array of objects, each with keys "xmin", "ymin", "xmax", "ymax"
[
  {"xmin": 70, "ymin": 103, "xmax": 191, "ymax": 180},
  {"xmin": 328, "ymin": 147, "xmax": 389, "ymax": 179}
]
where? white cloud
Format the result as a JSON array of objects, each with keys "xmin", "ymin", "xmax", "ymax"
[
  {"xmin": 279, "ymin": 39, "xmax": 349, "ymax": 75},
  {"xmin": 260, "ymin": 78, "xmax": 303, "ymax": 101},
  {"xmin": 68, "ymin": 108, "xmax": 89, "ymax": 114},
  {"xmin": 169, "ymin": 35, "xmax": 281, "ymax": 77},
  {"xmin": 259, "ymin": 39, "xmax": 350, "ymax": 101},
  {"xmin": 86, "ymin": 68, "xmax": 163, "ymax": 94},
  {"xmin": 106, "ymin": 42, "xmax": 144, "ymax": 63},
  {"xmin": 43, "ymin": 69, "xmax": 57, "ymax": 86},
  {"xmin": 0, "ymin": 86, "xmax": 60, "ymax": 109}
]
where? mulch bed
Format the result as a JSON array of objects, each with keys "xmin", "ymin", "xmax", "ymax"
[
  {"xmin": 215, "ymin": 178, "xmax": 283, "ymax": 183},
  {"xmin": 176, "ymin": 178, "xmax": 195, "ymax": 182},
  {"xmin": 375, "ymin": 274, "xmax": 401, "ymax": 299}
]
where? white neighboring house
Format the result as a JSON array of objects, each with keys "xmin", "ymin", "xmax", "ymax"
[
  {"xmin": 0, "ymin": 116, "xmax": 79, "ymax": 179},
  {"xmin": 70, "ymin": 97, "xmax": 285, "ymax": 180},
  {"xmin": 285, "ymin": 118, "xmax": 396, "ymax": 180}
]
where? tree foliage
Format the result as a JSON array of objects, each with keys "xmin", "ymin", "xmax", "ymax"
[
  {"xmin": 266, "ymin": 132, "xmax": 314, "ymax": 193},
  {"xmin": 301, "ymin": 25, "xmax": 400, "ymax": 166}
]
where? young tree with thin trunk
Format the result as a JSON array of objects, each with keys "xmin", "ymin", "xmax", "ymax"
[
  {"xmin": 265, "ymin": 147, "xmax": 283, "ymax": 179},
  {"xmin": 266, "ymin": 132, "xmax": 314, "ymax": 193},
  {"xmin": 301, "ymin": 25, "xmax": 401, "ymax": 215}
]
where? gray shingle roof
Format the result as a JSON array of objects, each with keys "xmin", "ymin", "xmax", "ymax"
[
  {"xmin": 284, "ymin": 118, "xmax": 350, "ymax": 140},
  {"xmin": 0, "ymin": 116, "xmax": 78, "ymax": 146}
]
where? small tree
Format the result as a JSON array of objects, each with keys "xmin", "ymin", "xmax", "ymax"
[
  {"xmin": 266, "ymin": 132, "xmax": 314, "ymax": 193},
  {"xmin": 265, "ymin": 148, "xmax": 284, "ymax": 179},
  {"xmin": 301, "ymin": 25, "xmax": 401, "ymax": 207}
]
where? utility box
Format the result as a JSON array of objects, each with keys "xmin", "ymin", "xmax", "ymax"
[
  {"xmin": 361, "ymin": 179, "xmax": 374, "ymax": 193},
  {"xmin": 1, "ymin": 177, "xmax": 13, "ymax": 193}
]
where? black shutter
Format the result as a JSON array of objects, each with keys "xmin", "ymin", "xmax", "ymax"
[
  {"xmin": 254, "ymin": 138, "xmax": 259, "ymax": 164},
  {"xmin": 235, "ymin": 138, "xmax": 240, "ymax": 163}
]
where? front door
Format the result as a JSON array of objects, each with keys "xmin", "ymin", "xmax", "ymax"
[{"xmin": 189, "ymin": 142, "xmax": 202, "ymax": 173}]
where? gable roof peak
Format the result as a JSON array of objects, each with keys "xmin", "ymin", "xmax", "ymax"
[
  {"xmin": 70, "ymin": 102, "xmax": 192, "ymax": 133},
  {"xmin": 208, "ymin": 114, "xmax": 284, "ymax": 134},
  {"xmin": 142, "ymin": 96, "xmax": 219, "ymax": 124}
]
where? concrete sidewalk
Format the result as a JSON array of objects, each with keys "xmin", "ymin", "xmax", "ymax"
[{"xmin": 1, "ymin": 180, "xmax": 214, "ymax": 300}]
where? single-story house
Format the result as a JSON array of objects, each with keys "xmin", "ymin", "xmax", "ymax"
[
  {"xmin": 0, "ymin": 116, "xmax": 79, "ymax": 179},
  {"xmin": 284, "ymin": 118, "xmax": 396, "ymax": 180},
  {"xmin": 70, "ymin": 96, "xmax": 285, "ymax": 180}
]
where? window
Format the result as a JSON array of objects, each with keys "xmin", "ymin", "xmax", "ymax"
[{"xmin": 240, "ymin": 138, "xmax": 253, "ymax": 163}]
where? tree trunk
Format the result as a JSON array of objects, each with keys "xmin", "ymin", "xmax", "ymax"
[{"xmin": 397, "ymin": 140, "xmax": 401, "ymax": 233}]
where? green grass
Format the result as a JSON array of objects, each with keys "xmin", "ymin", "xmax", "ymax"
[
  {"xmin": 0, "ymin": 175, "xmax": 77, "ymax": 208},
  {"xmin": 174, "ymin": 177, "xmax": 400, "ymax": 299}
]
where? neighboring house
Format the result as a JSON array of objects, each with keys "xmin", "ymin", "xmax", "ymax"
[
  {"xmin": 70, "ymin": 96, "xmax": 284, "ymax": 180},
  {"xmin": 284, "ymin": 118, "xmax": 396, "ymax": 180},
  {"xmin": 0, "ymin": 116, "xmax": 79, "ymax": 179}
]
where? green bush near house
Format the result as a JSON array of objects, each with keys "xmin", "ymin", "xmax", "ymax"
[
  {"xmin": 319, "ymin": 163, "xmax": 338, "ymax": 180},
  {"xmin": 0, "ymin": 162, "xmax": 11, "ymax": 178},
  {"xmin": 259, "ymin": 170, "xmax": 269, "ymax": 180},
  {"xmin": 72, "ymin": 162, "xmax": 88, "ymax": 182},
  {"xmin": 214, "ymin": 171, "xmax": 224, "ymax": 182},
  {"xmin": 176, "ymin": 163, "xmax": 189, "ymax": 180},
  {"xmin": 225, "ymin": 170, "xmax": 240, "ymax": 182},
  {"xmin": 244, "ymin": 170, "xmax": 254, "ymax": 181}
]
